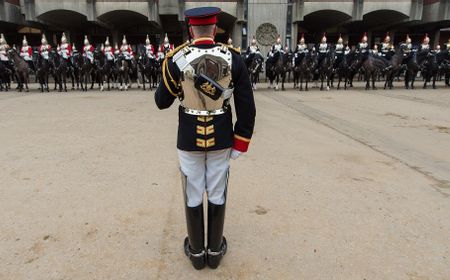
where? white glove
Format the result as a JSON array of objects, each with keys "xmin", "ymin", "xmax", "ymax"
[{"xmin": 230, "ymin": 149, "xmax": 242, "ymax": 160}]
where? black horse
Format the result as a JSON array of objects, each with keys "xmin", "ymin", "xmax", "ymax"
[
  {"xmin": 94, "ymin": 48, "xmax": 116, "ymax": 91},
  {"xmin": 35, "ymin": 53, "xmax": 51, "ymax": 92},
  {"xmin": 0, "ymin": 60, "xmax": 11, "ymax": 91},
  {"xmin": 50, "ymin": 51, "xmax": 69, "ymax": 92},
  {"xmin": 266, "ymin": 51, "xmax": 286, "ymax": 91},
  {"xmin": 421, "ymin": 52, "xmax": 439, "ymax": 89},
  {"xmin": 138, "ymin": 49, "xmax": 158, "ymax": 91},
  {"xmin": 115, "ymin": 54, "xmax": 130, "ymax": 91},
  {"xmin": 297, "ymin": 50, "xmax": 317, "ymax": 91},
  {"xmin": 317, "ymin": 48, "xmax": 335, "ymax": 91},
  {"xmin": 246, "ymin": 52, "xmax": 264, "ymax": 90},
  {"xmin": 383, "ymin": 46, "xmax": 405, "ymax": 90},
  {"xmin": 8, "ymin": 49, "xmax": 30, "ymax": 92},
  {"xmin": 77, "ymin": 53, "xmax": 94, "ymax": 92}
]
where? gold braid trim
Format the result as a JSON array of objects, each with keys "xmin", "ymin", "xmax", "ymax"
[
  {"xmin": 161, "ymin": 41, "xmax": 192, "ymax": 95},
  {"xmin": 162, "ymin": 58, "xmax": 179, "ymax": 97},
  {"xmin": 218, "ymin": 42, "xmax": 241, "ymax": 54}
]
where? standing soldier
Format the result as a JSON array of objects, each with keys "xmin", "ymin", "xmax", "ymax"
[
  {"xmin": 39, "ymin": 34, "xmax": 52, "ymax": 61},
  {"xmin": 155, "ymin": 6, "xmax": 256, "ymax": 270},
  {"xmin": 144, "ymin": 34, "xmax": 155, "ymax": 59},
  {"xmin": 20, "ymin": 35, "xmax": 34, "ymax": 71},
  {"xmin": 59, "ymin": 33, "xmax": 72, "ymax": 63},
  {"xmin": 82, "ymin": 35, "xmax": 94, "ymax": 63},
  {"xmin": 381, "ymin": 32, "xmax": 394, "ymax": 60},
  {"xmin": 120, "ymin": 35, "xmax": 134, "ymax": 61},
  {"xmin": 103, "ymin": 37, "xmax": 115, "ymax": 64}
]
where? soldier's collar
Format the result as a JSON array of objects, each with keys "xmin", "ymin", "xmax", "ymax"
[{"xmin": 192, "ymin": 37, "xmax": 215, "ymax": 45}]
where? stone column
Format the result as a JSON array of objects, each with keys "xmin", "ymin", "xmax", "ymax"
[{"xmin": 433, "ymin": 29, "xmax": 440, "ymax": 47}]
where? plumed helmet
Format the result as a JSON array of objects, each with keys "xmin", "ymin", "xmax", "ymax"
[
  {"xmin": 22, "ymin": 35, "xmax": 28, "ymax": 46},
  {"xmin": 300, "ymin": 33, "xmax": 305, "ymax": 44},
  {"xmin": 436, "ymin": 45, "xmax": 441, "ymax": 50},
  {"xmin": 115, "ymin": 42, "xmax": 119, "ymax": 48},
  {"xmin": 0, "ymin": 33, "xmax": 6, "ymax": 45},
  {"xmin": 276, "ymin": 35, "xmax": 282, "ymax": 44},
  {"xmin": 72, "ymin": 43, "xmax": 77, "ymax": 51},
  {"xmin": 337, "ymin": 34, "xmax": 343, "ymax": 44},
  {"xmin": 101, "ymin": 43, "xmax": 104, "ymax": 51},
  {"xmin": 61, "ymin": 32, "xmax": 67, "ymax": 44},
  {"xmin": 362, "ymin": 32, "xmax": 368, "ymax": 43},
  {"xmin": 41, "ymin": 34, "xmax": 47, "ymax": 45},
  {"xmin": 406, "ymin": 34, "xmax": 411, "ymax": 44},
  {"xmin": 57, "ymin": 44, "xmax": 61, "ymax": 51},
  {"xmin": 145, "ymin": 34, "xmax": 150, "ymax": 45},
  {"xmin": 373, "ymin": 44, "xmax": 378, "ymax": 50},
  {"xmin": 321, "ymin": 33, "xmax": 327, "ymax": 43},
  {"xmin": 122, "ymin": 35, "xmax": 127, "ymax": 45},
  {"xmin": 251, "ymin": 35, "xmax": 257, "ymax": 45},
  {"xmin": 423, "ymin": 33, "xmax": 430, "ymax": 44},
  {"xmin": 84, "ymin": 35, "xmax": 89, "ymax": 45},
  {"xmin": 227, "ymin": 36, "xmax": 233, "ymax": 45},
  {"xmin": 384, "ymin": 32, "xmax": 391, "ymax": 43},
  {"xmin": 164, "ymin": 33, "xmax": 169, "ymax": 44},
  {"xmin": 105, "ymin": 36, "xmax": 110, "ymax": 46}
]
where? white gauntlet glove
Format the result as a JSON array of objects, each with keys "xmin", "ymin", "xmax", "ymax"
[{"xmin": 230, "ymin": 149, "xmax": 242, "ymax": 160}]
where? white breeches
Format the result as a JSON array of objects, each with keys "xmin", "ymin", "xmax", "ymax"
[{"xmin": 178, "ymin": 148, "xmax": 230, "ymax": 207}]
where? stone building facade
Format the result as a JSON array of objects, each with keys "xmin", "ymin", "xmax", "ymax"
[{"xmin": 0, "ymin": 0, "xmax": 449, "ymax": 52}]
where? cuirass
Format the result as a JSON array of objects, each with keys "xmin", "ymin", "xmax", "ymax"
[{"xmin": 174, "ymin": 45, "xmax": 233, "ymax": 113}]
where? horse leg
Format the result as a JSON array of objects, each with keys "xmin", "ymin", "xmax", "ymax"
[
  {"xmin": 432, "ymin": 74, "xmax": 437, "ymax": 89},
  {"xmin": 372, "ymin": 72, "xmax": 377, "ymax": 90},
  {"xmin": 365, "ymin": 73, "xmax": 370, "ymax": 90}
]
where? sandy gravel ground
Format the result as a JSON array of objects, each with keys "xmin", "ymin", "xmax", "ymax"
[{"xmin": 1, "ymin": 83, "xmax": 449, "ymax": 280}]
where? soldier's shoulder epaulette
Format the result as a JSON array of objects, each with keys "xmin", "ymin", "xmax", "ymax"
[
  {"xmin": 165, "ymin": 41, "xmax": 191, "ymax": 59},
  {"xmin": 217, "ymin": 43, "xmax": 241, "ymax": 54}
]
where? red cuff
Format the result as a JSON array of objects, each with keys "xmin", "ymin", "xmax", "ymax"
[{"xmin": 233, "ymin": 135, "xmax": 251, "ymax": 152}]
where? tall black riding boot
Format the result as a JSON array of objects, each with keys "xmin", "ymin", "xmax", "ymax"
[
  {"xmin": 184, "ymin": 203, "xmax": 206, "ymax": 270},
  {"xmin": 207, "ymin": 201, "xmax": 227, "ymax": 269}
]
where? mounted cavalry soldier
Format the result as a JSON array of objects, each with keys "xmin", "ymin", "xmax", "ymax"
[
  {"xmin": 155, "ymin": 6, "xmax": 256, "ymax": 270},
  {"xmin": 433, "ymin": 45, "xmax": 441, "ymax": 54},
  {"xmin": 82, "ymin": 35, "xmax": 94, "ymax": 63},
  {"xmin": 120, "ymin": 35, "xmax": 134, "ymax": 61},
  {"xmin": 246, "ymin": 36, "xmax": 261, "ymax": 57},
  {"xmin": 159, "ymin": 33, "xmax": 174, "ymax": 59},
  {"xmin": 144, "ymin": 34, "xmax": 155, "ymax": 59},
  {"xmin": 334, "ymin": 34, "xmax": 345, "ymax": 68},
  {"xmin": 317, "ymin": 33, "xmax": 329, "ymax": 66},
  {"xmin": 371, "ymin": 44, "xmax": 380, "ymax": 56},
  {"xmin": 245, "ymin": 35, "xmax": 262, "ymax": 67},
  {"xmin": 294, "ymin": 33, "xmax": 308, "ymax": 56},
  {"xmin": 59, "ymin": 33, "xmax": 72, "ymax": 60},
  {"xmin": 103, "ymin": 37, "xmax": 115, "ymax": 64},
  {"xmin": 418, "ymin": 33, "xmax": 430, "ymax": 53},
  {"xmin": 0, "ymin": 34, "xmax": 13, "ymax": 73},
  {"xmin": 20, "ymin": 35, "xmax": 34, "ymax": 71},
  {"xmin": 38, "ymin": 34, "xmax": 52, "ymax": 61},
  {"xmin": 403, "ymin": 34, "xmax": 413, "ymax": 56},
  {"xmin": 72, "ymin": 43, "xmax": 78, "ymax": 56},
  {"xmin": 356, "ymin": 32, "xmax": 369, "ymax": 54},
  {"xmin": 269, "ymin": 35, "xmax": 284, "ymax": 57},
  {"xmin": 381, "ymin": 32, "xmax": 394, "ymax": 59}
]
